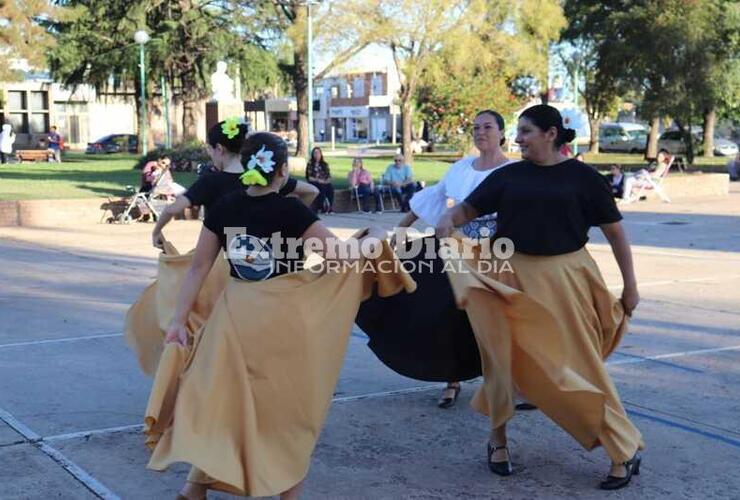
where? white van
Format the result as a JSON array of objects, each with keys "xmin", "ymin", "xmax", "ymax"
[{"xmin": 599, "ymin": 123, "xmax": 648, "ymax": 153}]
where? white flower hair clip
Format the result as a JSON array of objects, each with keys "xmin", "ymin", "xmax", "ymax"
[{"xmin": 247, "ymin": 145, "xmax": 275, "ymax": 173}]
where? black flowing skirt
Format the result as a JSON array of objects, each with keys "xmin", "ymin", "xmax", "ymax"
[{"xmin": 356, "ymin": 236, "xmax": 482, "ymax": 382}]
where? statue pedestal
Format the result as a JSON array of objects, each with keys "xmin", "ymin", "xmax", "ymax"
[{"xmin": 205, "ymin": 101, "xmax": 245, "ymax": 136}]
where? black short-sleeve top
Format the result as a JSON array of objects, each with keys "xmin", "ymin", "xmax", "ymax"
[
  {"xmin": 184, "ymin": 170, "xmax": 298, "ymax": 210},
  {"xmin": 204, "ymin": 191, "xmax": 319, "ymax": 281},
  {"xmin": 464, "ymin": 159, "xmax": 622, "ymax": 255}
]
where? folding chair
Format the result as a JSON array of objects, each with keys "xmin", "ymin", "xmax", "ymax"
[
  {"xmin": 632, "ymin": 155, "xmax": 673, "ymax": 203},
  {"xmin": 378, "ymin": 180, "xmax": 397, "ymax": 210}
]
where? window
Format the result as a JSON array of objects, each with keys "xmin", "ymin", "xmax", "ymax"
[
  {"xmin": 29, "ymin": 92, "xmax": 48, "ymax": 111},
  {"xmin": 371, "ymin": 75, "xmax": 383, "ymax": 96},
  {"xmin": 1, "ymin": 89, "xmax": 50, "ymax": 134},
  {"xmin": 353, "ymin": 78, "xmax": 364, "ymax": 98},
  {"xmin": 7, "ymin": 91, "xmax": 25, "ymax": 110},
  {"xmin": 29, "ymin": 113, "xmax": 48, "ymax": 134}
]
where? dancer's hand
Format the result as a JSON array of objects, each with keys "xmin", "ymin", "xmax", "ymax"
[
  {"xmin": 621, "ymin": 285, "xmax": 640, "ymax": 317},
  {"xmin": 165, "ymin": 322, "xmax": 188, "ymax": 346},
  {"xmin": 152, "ymin": 230, "xmax": 164, "ymax": 249},
  {"xmin": 362, "ymin": 226, "xmax": 387, "ymax": 255},
  {"xmin": 435, "ymin": 213, "xmax": 455, "ymax": 239}
]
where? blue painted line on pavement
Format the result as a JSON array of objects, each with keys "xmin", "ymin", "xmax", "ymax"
[
  {"xmin": 627, "ymin": 409, "xmax": 740, "ymax": 449},
  {"xmin": 613, "ymin": 351, "xmax": 704, "ymax": 373}
]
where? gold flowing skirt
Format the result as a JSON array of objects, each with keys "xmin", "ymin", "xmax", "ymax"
[
  {"xmin": 444, "ymin": 244, "xmax": 644, "ymax": 463},
  {"xmin": 127, "ymin": 239, "xmax": 415, "ymax": 496},
  {"xmin": 124, "ymin": 241, "xmax": 229, "ymax": 375}
]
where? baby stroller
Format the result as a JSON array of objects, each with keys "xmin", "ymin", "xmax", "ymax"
[{"xmin": 100, "ymin": 163, "xmax": 169, "ymax": 224}]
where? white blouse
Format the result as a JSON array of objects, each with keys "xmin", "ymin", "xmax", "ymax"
[{"xmin": 410, "ymin": 156, "xmax": 513, "ymax": 235}]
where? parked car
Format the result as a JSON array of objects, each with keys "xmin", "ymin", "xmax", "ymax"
[
  {"xmin": 85, "ymin": 134, "xmax": 139, "ymax": 154},
  {"xmin": 658, "ymin": 130, "xmax": 738, "ymax": 156},
  {"xmin": 599, "ymin": 123, "xmax": 648, "ymax": 153}
]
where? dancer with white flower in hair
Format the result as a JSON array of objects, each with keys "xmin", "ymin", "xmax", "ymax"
[{"xmin": 145, "ymin": 132, "xmax": 406, "ymax": 500}]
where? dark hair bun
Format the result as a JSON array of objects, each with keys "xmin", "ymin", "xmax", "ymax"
[
  {"xmin": 207, "ymin": 120, "xmax": 249, "ymax": 154},
  {"xmin": 240, "ymin": 132, "xmax": 289, "ymax": 185},
  {"xmin": 562, "ymin": 128, "xmax": 576, "ymax": 144}
]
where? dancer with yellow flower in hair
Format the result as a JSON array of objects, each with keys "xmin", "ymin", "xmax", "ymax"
[
  {"xmin": 151, "ymin": 117, "xmax": 317, "ymax": 249},
  {"xmin": 144, "ymin": 132, "xmax": 407, "ymax": 500}
]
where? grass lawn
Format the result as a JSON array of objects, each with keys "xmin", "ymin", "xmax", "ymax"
[
  {"xmin": 0, "ymin": 153, "xmax": 198, "ymax": 201},
  {"xmin": 0, "ymin": 150, "xmax": 730, "ymax": 201}
]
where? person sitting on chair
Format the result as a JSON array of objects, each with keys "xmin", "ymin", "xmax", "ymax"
[
  {"xmin": 348, "ymin": 158, "xmax": 382, "ymax": 213},
  {"xmin": 383, "ymin": 154, "xmax": 416, "ymax": 212},
  {"xmin": 622, "ymin": 150, "xmax": 672, "ymax": 202},
  {"xmin": 605, "ymin": 164, "xmax": 625, "ymax": 199}
]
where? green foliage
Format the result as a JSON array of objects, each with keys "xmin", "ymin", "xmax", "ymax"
[
  {"xmin": 133, "ymin": 142, "xmax": 210, "ymax": 172},
  {"xmin": 417, "ymin": 0, "xmax": 564, "ymax": 151},
  {"xmin": 0, "ymin": 0, "xmax": 71, "ymax": 81},
  {"xmin": 48, "ymin": 0, "xmax": 283, "ymax": 138}
]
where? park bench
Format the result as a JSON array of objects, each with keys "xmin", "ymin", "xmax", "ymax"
[{"xmin": 16, "ymin": 150, "xmax": 54, "ymax": 163}]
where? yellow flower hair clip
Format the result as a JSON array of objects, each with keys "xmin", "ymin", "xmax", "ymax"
[
  {"xmin": 221, "ymin": 116, "xmax": 242, "ymax": 140},
  {"xmin": 240, "ymin": 169, "xmax": 268, "ymax": 186}
]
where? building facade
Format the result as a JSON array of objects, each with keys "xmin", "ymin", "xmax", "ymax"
[{"xmin": 314, "ymin": 60, "xmax": 401, "ymax": 143}]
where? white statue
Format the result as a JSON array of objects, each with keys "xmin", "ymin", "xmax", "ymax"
[{"xmin": 210, "ymin": 61, "xmax": 235, "ymax": 102}]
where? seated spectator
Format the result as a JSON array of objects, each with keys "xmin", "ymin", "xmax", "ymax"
[
  {"xmin": 382, "ymin": 154, "xmax": 417, "ymax": 212},
  {"xmin": 605, "ymin": 164, "xmax": 625, "ymax": 199},
  {"xmin": 306, "ymin": 146, "xmax": 335, "ymax": 214},
  {"xmin": 348, "ymin": 157, "xmax": 382, "ymax": 213},
  {"xmin": 151, "ymin": 156, "xmax": 186, "ymax": 199},
  {"xmin": 727, "ymin": 151, "xmax": 739, "ymax": 181},
  {"xmin": 140, "ymin": 159, "xmax": 160, "ymax": 192},
  {"xmin": 622, "ymin": 150, "xmax": 672, "ymax": 202}
]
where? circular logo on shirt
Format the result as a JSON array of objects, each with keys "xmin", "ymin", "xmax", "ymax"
[{"xmin": 227, "ymin": 234, "xmax": 274, "ymax": 281}]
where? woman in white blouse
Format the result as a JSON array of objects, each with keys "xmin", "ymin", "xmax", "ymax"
[{"xmin": 396, "ymin": 109, "xmax": 513, "ymax": 408}]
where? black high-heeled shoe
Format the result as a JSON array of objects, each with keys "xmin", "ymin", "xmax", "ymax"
[
  {"xmin": 437, "ymin": 384, "xmax": 461, "ymax": 409},
  {"xmin": 599, "ymin": 453, "xmax": 641, "ymax": 490},
  {"xmin": 487, "ymin": 442, "xmax": 513, "ymax": 476}
]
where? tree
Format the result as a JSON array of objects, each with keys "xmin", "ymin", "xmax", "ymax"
[
  {"xmin": 328, "ymin": 0, "xmax": 492, "ymax": 164},
  {"xmin": 238, "ymin": 0, "xmax": 373, "ymax": 158},
  {"xmin": 0, "ymin": 0, "xmax": 70, "ymax": 81},
  {"xmin": 560, "ymin": 2, "xmax": 623, "ymax": 154},
  {"xmin": 416, "ymin": 0, "xmax": 563, "ymax": 152},
  {"xmin": 593, "ymin": 0, "xmax": 740, "ymax": 162},
  {"xmin": 49, "ymin": 0, "xmax": 281, "ymax": 145}
]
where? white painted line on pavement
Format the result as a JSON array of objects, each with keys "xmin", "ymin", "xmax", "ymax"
[
  {"xmin": 607, "ymin": 344, "xmax": 740, "ymax": 365},
  {"xmin": 0, "ymin": 333, "xmax": 123, "ymax": 349},
  {"xmin": 36, "ymin": 441, "xmax": 121, "ymax": 500},
  {"xmin": 0, "ymin": 406, "xmax": 119, "ymax": 499},
  {"xmin": 332, "ymin": 384, "xmax": 443, "ymax": 403},
  {"xmin": 20, "ymin": 343, "xmax": 740, "ymax": 451},
  {"xmin": 45, "ymin": 424, "xmax": 144, "ymax": 443},
  {"xmin": 0, "ymin": 407, "xmax": 41, "ymax": 441},
  {"xmin": 607, "ymin": 273, "xmax": 740, "ymax": 291}
]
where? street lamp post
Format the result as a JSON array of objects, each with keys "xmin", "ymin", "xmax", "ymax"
[
  {"xmin": 306, "ymin": 1, "xmax": 316, "ymax": 153},
  {"xmin": 134, "ymin": 30, "xmax": 150, "ymax": 155},
  {"xmin": 573, "ymin": 64, "xmax": 579, "ymax": 156}
]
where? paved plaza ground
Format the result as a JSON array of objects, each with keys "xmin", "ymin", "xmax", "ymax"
[{"xmin": 0, "ymin": 186, "xmax": 739, "ymax": 499}]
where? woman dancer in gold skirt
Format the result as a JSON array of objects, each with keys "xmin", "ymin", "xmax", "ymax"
[{"xmin": 436, "ymin": 104, "xmax": 643, "ymax": 490}]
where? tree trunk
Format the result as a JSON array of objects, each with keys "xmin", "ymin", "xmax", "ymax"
[
  {"xmin": 702, "ymin": 108, "xmax": 715, "ymax": 157},
  {"xmin": 292, "ymin": 49, "xmax": 309, "ymax": 159},
  {"xmin": 181, "ymin": 99, "xmax": 198, "ymax": 142},
  {"xmin": 401, "ymin": 97, "xmax": 414, "ymax": 165},
  {"xmin": 588, "ymin": 117, "xmax": 600, "ymax": 154},
  {"xmin": 646, "ymin": 116, "xmax": 660, "ymax": 159}
]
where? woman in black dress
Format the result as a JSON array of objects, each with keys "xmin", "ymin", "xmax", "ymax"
[{"xmin": 436, "ymin": 105, "xmax": 643, "ymax": 490}]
